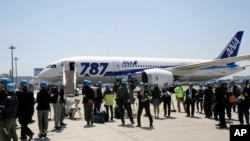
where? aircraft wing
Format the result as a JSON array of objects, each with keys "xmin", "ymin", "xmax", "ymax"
[{"xmin": 168, "ymin": 55, "xmax": 250, "ymax": 75}]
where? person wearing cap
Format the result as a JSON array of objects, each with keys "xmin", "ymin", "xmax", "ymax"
[
  {"xmin": 161, "ymin": 82, "xmax": 172, "ymax": 117},
  {"xmin": 36, "ymin": 81, "xmax": 50, "ymax": 138},
  {"xmin": 214, "ymin": 79, "xmax": 227, "ymax": 128},
  {"xmin": 82, "ymin": 80, "xmax": 95, "ymax": 126},
  {"xmin": 117, "ymin": 79, "xmax": 134, "ymax": 125},
  {"xmin": 174, "ymin": 82, "xmax": 186, "ymax": 113},
  {"xmin": 225, "ymin": 81, "xmax": 237, "ymax": 120},
  {"xmin": 93, "ymin": 81, "xmax": 103, "ymax": 116},
  {"xmin": 185, "ymin": 82, "xmax": 197, "ymax": 117},
  {"xmin": 103, "ymin": 83, "xmax": 115, "ymax": 121},
  {"xmin": 196, "ymin": 83, "xmax": 204, "ymax": 114},
  {"xmin": 127, "ymin": 73, "xmax": 136, "ymax": 101},
  {"xmin": 50, "ymin": 81, "xmax": 66, "ymax": 130},
  {"xmin": 0, "ymin": 83, "xmax": 18, "ymax": 141},
  {"xmin": 203, "ymin": 82, "xmax": 214, "ymax": 118},
  {"xmin": 28, "ymin": 82, "xmax": 36, "ymax": 124},
  {"xmin": 151, "ymin": 82, "xmax": 161, "ymax": 119},
  {"xmin": 229, "ymin": 81, "xmax": 238, "ymax": 112},
  {"xmin": 16, "ymin": 80, "xmax": 34, "ymax": 140},
  {"xmin": 136, "ymin": 82, "xmax": 153, "ymax": 127},
  {"xmin": 59, "ymin": 83, "xmax": 67, "ymax": 126},
  {"xmin": 236, "ymin": 79, "xmax": 249, "ymax": 125},
  {"xmin": 113, "ymin": 77, "xmax": 121, "ymax": 95}
]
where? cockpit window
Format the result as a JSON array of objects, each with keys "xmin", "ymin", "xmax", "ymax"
[
  {"xmin": 51, "ymin": 65, "xmax": 56, "ymax": 68},
  {"xmin": 46, "ymin": 64, "xmax": 56, "ymax": 68}
]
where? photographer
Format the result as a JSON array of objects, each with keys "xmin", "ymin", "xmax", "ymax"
[{"xmin": 0, "ymin": 83, "xmax": 18, "ymax": 141}]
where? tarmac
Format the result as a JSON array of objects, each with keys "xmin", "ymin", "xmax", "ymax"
[{"xmin": 15, "ymin": 89, "xmax": 240, "ymax": 141}]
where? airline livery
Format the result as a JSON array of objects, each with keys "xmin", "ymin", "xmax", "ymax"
[{"xmin": 37, "ymin": 31, "xmax": 250, "ymax": 87}]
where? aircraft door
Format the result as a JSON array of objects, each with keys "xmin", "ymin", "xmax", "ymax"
[
  {"xmin": 63, "ymin": 61, "xmax": 76, "ymax": 95},
  {"xmin": 69, "ymin": 62, "xmax": 75, "ymax": 71}
]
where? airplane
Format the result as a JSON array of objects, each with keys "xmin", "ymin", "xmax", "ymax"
[{"xmin": 37, "ymin": 31, "xmax": 250, "ymax": 87}]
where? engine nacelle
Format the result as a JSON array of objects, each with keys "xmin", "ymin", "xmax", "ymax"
[{"xmin": 138, "ymin": 68, "xmax": 174, "ymax": 87}]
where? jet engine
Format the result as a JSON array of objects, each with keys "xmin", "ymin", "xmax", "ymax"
[{"xmin": 135, "ymin": 68, "xmax": 174, "ymax": 87}]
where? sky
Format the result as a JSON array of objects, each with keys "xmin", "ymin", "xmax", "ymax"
[{"xmin": 0, "ymin": 0, "xmax": 250, "ymax": 78}]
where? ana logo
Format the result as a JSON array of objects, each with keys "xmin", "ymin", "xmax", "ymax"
[
  {"xmin": 227, "ymin": 37, "xmax": 240, "ymax": 57},
  {"xmin": 122, "ymin": 60, "xmax": 138, "ymax": 65}
]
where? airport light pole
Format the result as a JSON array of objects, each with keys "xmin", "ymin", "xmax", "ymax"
[
  {"xmin": 14, "ymin": 57, "xmax": 18, "ymax": 84},
  {"xmin": 9, "ymin": 46, "xmax": 16, "ymax": 83}
]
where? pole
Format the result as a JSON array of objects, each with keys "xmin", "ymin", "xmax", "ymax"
[
  {"xmin": 9, "ymin": 46, "xmax": 16, "ymax": 83},
  {"xmin": 15, "ymin": 57, "xmax": 18, "ymax": 84}
]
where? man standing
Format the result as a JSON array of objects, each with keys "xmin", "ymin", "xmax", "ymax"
[
  {"xmin": 196, "ymin": 83, "xmax": 204, "ymax": 113},
  {"xmin": 93, "ymin": 81, "xmax": 103, "ymax": 115},
  {"xmin": 214, "ymin": 79, "xmax": 227, "ymax": 128},
  {"xmin": 203, "ymin": 82, "xmax": 214, "ymax": 118},
  {"xmin": 117, "ymin": 79, "xmax": 134, "ymax": 125},
  {"xmin": 174, "ymin": 83, "xmax": 186, "ymax": 113},
  {"xmin": 60, "ymin": 84, "xmax": 67, "ymax": 126},
  {"xmin": 136, "ymin": 82, "xmax": 153, "ymax": 127},
  {"xmin": 51, "ymin": 81, "xmax": 65, "ymax": 130},
  {"xmin": 236, "ymin": 79, "xmax": 249, "ymax": 125},
  {"xmin": 185, "ymin": 82, "xmax": 197, "ymax": 117},
  {"xmin": 16, "ymin": 80, "xmax": 34, "ymax": 140},
  {"xmin": 82, "ymin": 80, "xmax": 95, "ymax": 126},
  {"xmin": 162, "ymin": 82, "xmax": 172, "ymax": 117}
]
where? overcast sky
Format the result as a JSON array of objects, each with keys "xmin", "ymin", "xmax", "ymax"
[{"xmin": 1, "ymin": 0, "xmax": 250, "ymax": 78}]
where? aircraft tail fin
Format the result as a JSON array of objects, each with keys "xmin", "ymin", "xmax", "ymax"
[
  {"xmin": 216, "ymin": 31, "xmax": 244, "ymax": 59},
  {"xmin": 216, "ymin": 31, "xmax": 244, "ymax": 66}
]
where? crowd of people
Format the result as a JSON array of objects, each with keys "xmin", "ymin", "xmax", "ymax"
[{"xmin": 0, "ymin": 75, "xmax": 250, "ymax": 140}]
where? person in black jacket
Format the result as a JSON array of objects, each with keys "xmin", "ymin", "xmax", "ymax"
[
  {"xmin": 1, "ymin": 83, "xmax": 18, "ymax": 141},
  {"xmin": 185, "ymin": 82, "xmax": 197, "ymax": 117},
  {"xmin": 162, "ymin": 82, "xmax": 172, "ymax": 117},
  {"xmin": 82, "ymin": 80, "xmax": 95, "ymax": 126},
  {"xmin": 50, "ymin": 81, "xmax": 65, "ymax": 130},
  {"xmin": 36, "ymin": 81, "xmax": 50, "ymax": 138},
  {"xmin": 93, "ymin": 81, "xmax": 103, "ymax": 115},
  {"xmin": 117, "ymin": 79, "xmax": 134, "ymax": 125},
  {"xmin": 196, "ymin": 83, "xmax": 204, "ymax": 113},
  {"xmin": 136, "ymin": 82, "xmax": 153, "ymax": 127},
  {"xmin": 214, "ymin": 79, "xmax": 227, "ymax": 128},
  {"xmin": 236, "ymin": 79, "xmax": 249, "ymax": 125},
  {"xmin": 16, "ymin": 80, "xmax": 34, "ymax": 140},
  {"xmin": 229, "ymin": 81, "xmax": 239, "ymax": 112},
  {"xmin": 203, "ymin": 82, "xmax": 214, "ymax": 118},
  {"xmin": 151, "ymin": 82, "xmax": 161, "ymax": 119}
]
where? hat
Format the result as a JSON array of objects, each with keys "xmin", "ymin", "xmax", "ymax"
[
  {"xmin": 0, "ymin": 78, "xmax": 10, "ymax": 85},
  {"xmin": 6, "ymin": 83, "xmax": 15, "ymax": 92},
  {"xmin": 20, "ymin": 80, "xmax": 28, "ymax": 87}
]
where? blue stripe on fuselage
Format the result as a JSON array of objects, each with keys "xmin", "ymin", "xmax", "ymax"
[{"xmin": 200, "ymin": 64, "xmax": 239, "ymax": 70}]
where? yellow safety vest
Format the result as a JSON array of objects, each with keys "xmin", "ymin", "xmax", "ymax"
[{"xmin": 175, "ymin": 86, "xmax": 184, "ymax": 98}]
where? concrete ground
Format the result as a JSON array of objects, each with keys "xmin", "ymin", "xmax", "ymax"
[{"xmin": 15, "ymin": 89, "xmax": 240, "ymax": 141}]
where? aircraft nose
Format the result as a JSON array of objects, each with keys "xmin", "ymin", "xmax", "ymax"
[{"xmin": 37, "ymin": 69, "xmax": 50, "ymax": 80}]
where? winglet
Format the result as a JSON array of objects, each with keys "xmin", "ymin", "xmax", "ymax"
[{"xmin": 216, "ymin": 31, "xmax": 244, "ymax": 60}]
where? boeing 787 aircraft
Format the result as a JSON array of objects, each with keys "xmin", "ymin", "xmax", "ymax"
[{"xmin": 37, "ymin": 31, "xmax": 250, "ymax": 86}]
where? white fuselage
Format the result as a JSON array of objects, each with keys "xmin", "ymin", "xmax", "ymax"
[{"xmin": 37, "ymin": 56, "xmax": 242, "ymax": 84}]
